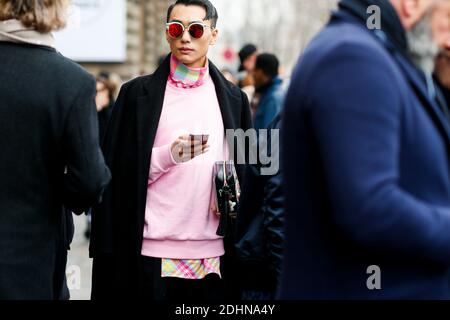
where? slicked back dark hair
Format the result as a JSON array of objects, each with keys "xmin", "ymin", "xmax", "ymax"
[{"xmin": 167, "ymin": 0, "xmax": 218, "ymax": 28}]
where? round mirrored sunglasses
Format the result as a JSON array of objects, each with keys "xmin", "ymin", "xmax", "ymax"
[{"xmin": 166, "ymin": 21, "xmax": 213, "ymax": 39}]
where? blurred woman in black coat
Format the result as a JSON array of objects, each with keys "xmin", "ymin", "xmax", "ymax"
[{"xmin": 0, "ymin": 0, "xmax": 111, "ymax": 300}]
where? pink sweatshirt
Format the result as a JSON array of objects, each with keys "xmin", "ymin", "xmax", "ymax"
[{"xmin": 141, "ymin": 75, "xmax": 228, "ymax": 260}]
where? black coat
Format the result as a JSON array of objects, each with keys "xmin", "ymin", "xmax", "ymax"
[
  {"xmin": 90, "ymin": 55, "xmax": 253, "ymax": 300},
  {"xmin": 0, "ymin": 42, "xmax": 111, "ymax": 299}
]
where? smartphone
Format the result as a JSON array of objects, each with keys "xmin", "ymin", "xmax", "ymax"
[{"xmin": 190, "ymin": 134, "xmax": 209, "ymax": 145}]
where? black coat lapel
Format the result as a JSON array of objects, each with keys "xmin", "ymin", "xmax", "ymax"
[
  {"xmin": 209, "ymin": 62, "xmax": 252, "ymax": 181},
  {"xmin": 209, "ymin": 62, "xmax": 241, "ymax": 132}
]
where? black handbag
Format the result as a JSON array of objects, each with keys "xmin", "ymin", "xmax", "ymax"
[{"xmin": 213, "ymin": 160, "xmax": 241, "ymax": 237}]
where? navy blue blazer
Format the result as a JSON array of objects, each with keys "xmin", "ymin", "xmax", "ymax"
[{"xmin": 280, "ymin": 10, "xmax": 450, "ymax": 299}]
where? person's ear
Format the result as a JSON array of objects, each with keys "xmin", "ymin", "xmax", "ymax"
[
  {"xmin": 402, "ymin": 0, "xmax": 420, "ymax": 18},
  {"xmin": 400, "ymin": 0, "xmax": 430, "ymax": 29},
  {"xmin": 210, "ymin": 28, "xmax": 219, "ymax": 45}
]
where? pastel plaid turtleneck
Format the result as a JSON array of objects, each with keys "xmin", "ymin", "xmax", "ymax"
[{"xmin": 168, "ymin": 54, "xmax": 209, "ymax": 89}]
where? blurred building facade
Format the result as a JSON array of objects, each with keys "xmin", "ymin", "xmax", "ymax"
[
  {"xmin": 78, "ymin": 0, "xmax": 337, "ymax": 82},
  {"xmin": 213, "ymin": 0, "xmax": 338, "ymax": 76},
  {"xmin": 80, "ymin": 0, "xmax": 171, "ymax": 81}
]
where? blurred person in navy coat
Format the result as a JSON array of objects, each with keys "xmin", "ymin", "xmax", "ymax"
[{"xmin": 280, "ymin": 0, "xmax": 450, "ymax": 299}]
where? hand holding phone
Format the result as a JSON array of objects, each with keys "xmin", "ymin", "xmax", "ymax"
[{"xmin": 171, "ymin": 134, "xmax": 210, "ymax": 163}]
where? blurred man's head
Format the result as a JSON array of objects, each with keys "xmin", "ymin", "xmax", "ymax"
[
  {"xmin": 432, "ymin": 0, "xmax": 450, "ymax": 88},
  {"xmin": 390, "ymin": 0, "xmax": 434, "ymax": 29},
  {"xmin": 0, "ymin": 0, "xmax": 69, "ymax": 33},
  {"xmin": 390, "ymin": 0, "xmax": 448, "ymax": 73},
  {"xmin": 252, "ymin": 53, "xmax": 280, "ymax": 90},
  {"xmin": 431, "ymin": 0, "xmax": 450, "ymax": 50},
  {"xmin": 166, "ymin": 0, "xmax": 218, "ymax": 68},
  {"xmin": 238, "ymin": 44, "xmax": 258, "ymax": 73}
]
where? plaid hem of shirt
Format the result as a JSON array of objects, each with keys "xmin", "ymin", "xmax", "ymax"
[{"xmin": 161, "ymin": 257, "xmax": 222, "ymax": 280}]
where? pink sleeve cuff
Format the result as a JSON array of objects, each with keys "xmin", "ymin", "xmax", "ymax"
[{"xmin": 149, "ymin": 144, "xmax": 177, "ymax": 182}]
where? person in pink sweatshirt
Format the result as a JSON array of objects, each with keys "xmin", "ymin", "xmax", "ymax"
[{"xmin": 90, "ymin": 0, "xmax": 253, "ymax": 301}]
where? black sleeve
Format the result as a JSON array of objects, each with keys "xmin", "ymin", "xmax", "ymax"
[
  {"xmin": 262, "ymin": 171, "xmax": 284, "ymax": 279},
  {"xmin": 62, "ymin": 77, "xmax": 111, "ymax": 214},
  {"xmin": 236, "ymin": 163, "xmax": 265, "ymax": 239},
  {"xmin": 261, "ymin": 116, "xmax": 284, "ymax": 278}
]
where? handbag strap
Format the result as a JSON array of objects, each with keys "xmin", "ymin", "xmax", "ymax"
[{"xmin": 222, "ymin": 161, "xmax": 228, "ymax": 187}]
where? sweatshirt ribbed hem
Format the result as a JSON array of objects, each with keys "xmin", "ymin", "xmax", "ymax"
[{"xmin": 141, "ymin": 239, "xmax": 225, "ymax": 260}]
